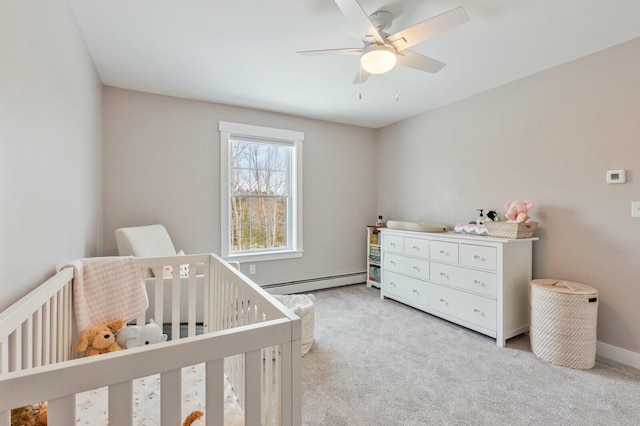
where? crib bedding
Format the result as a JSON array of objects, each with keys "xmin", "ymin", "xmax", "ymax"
[{"xmin": 75, "ymin": 363, "xmax": 242, "ymax": 425}]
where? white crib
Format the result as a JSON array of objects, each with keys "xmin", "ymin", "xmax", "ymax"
[{"xmin": 0, "ymin": 253, "xmax": 302, "ymax": 425}]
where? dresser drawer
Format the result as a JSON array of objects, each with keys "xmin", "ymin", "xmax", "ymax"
[
  {"xmin": 383, "ymin": 234, "xmax": 404, "ymax": 254},
  {"xmin": 430, "ymin": 240, "xmax": 459, "ymax": 264},
  {"xmin": 428, "ymin": 284, "xmax": 496, "ymax": 332},
  {"xmin": 384, "ymin": 253, "xmax": 429, "ymax": 279},
  {"xmin": 460, "ymin": 244, "xmax": 497, "ymax": 271},
  {"xmin": 404, "ymin": 237, "xmax": 429, "ymax": 259},
  {"xmin": 383, "ymin": 271, "xmax": 429, "ymax": 310},
  {"xmin": 456, "ymin": 268, "xmax": 497, "ymax": 298},
  {"xmin": 431, "ymin": 262, "xmax": 497, "ymax": 298}
]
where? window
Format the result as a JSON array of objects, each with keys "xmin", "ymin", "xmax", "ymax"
[{"xmin": 219, "ymin": 121, "xmax": 303, "ymax": 262}]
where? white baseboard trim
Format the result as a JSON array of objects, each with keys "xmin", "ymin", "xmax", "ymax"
[
  {"xmin": 263, "ymin": 272, "xmax": 366, "ymax": 295},
  {"xmin": 596, "ymin": 341, "xmax": 640, "ymax": 369}
]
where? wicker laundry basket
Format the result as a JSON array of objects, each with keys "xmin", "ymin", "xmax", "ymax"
[
  {"xmin": 530, "ymin": 279, "xmax": 598, "ymax": 369},
  {"xmin": 273, "ymin": 294, "xmax": 315, "ymax": 356}
]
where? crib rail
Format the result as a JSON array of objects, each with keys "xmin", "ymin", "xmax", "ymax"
[
  {"xmin": 0, "ymin": 267, "xmax": 74, "ymax": 374},
  {"xmin": 0, "ymin": 253, "xmax": 302, "ymax": 426}
]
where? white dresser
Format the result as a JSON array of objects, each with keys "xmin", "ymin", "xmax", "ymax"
[{"xmin": 380, "ymin": 229, "xmax": 538, "ymax": 347}]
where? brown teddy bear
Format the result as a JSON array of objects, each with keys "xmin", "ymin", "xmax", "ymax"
[
  {"xmin": 74, "ymin": 318, "xmax": 125, "ymax": 357},
  {"xmin": 10, "ymin": 403, "xmax": 47, "ymax": 426},
  {"xmin": 182, "ymin": 409, "xmax": 244, "ymax": 426}
]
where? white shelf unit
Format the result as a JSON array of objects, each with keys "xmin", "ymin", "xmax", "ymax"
[
  {"xmin": 366, "ymin": 226, "xmax": 382, "ymax": 288},
  {"xmin": 380, "ymin": 229, "xmax": 538, "ymax": 347}
]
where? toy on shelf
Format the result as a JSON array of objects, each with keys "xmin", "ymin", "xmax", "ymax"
[{"xmin": 505, "ymin": 200, "xmax": 535, "ymax": 223}]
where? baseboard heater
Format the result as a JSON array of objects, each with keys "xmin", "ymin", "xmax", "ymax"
[{"xmin": 263, "ymin": 271, "xmax": 366, "ymax": 295}]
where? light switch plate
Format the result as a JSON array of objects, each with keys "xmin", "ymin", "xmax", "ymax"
[{"xmin": 632, "ymin": 201, "xmax": 640, "ymax": 218}]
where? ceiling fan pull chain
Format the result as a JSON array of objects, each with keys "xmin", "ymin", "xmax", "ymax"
[
  {"xmin": 358, "ymin": 66, "xmax": 363, "ymax": 100},
  {"xmin": 395, "ymin": 63, "xmax": 399, "ymax": 101}
]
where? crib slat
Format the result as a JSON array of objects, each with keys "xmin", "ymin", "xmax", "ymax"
[
  {"xmin": 50, "ymin": 292, "xmax": 58, "ymax": 364},
  {"xmin": 34, "ymin": 307, "xmax": 42, "ymax": 367},
  {"xmin": 110, "ymin": 381, "xmax": 133, "ymax": 425},
  {"xmin": 154, "ymin": 273, "xmax": 164, "ymax": 326},
  {"xmin": 187, "ymin": 265, "xmax": 197, "ymax": 337},
  {"xmin": 245, "ymin": 349, "xmax": 262, "ymax": 425},
  {"xmin": 171, "ymin": 270, "xmax": 180, "ymax": 340},
  {"xmin": 11, "ymin": 328, "xmax": 21, "ymax": 371},
  {"xmin": 56, "ymin": 288, "xmax": 64, "ymax": 362},
  {"xmin": 161, "ymin": 368, "xmax": 182, "ymax": 424},
  {"xmin": 48, "ymin": 395, "xmax": 75, "ymax": 425},
  {"xmin": 43, "ymin": 300, "xmax": 50, "ymax": 366},
  {"xmin": 0, "ymin": 410, "xmax": 9, "ymax": 426},
  {"xmin": 206, "ymin": 359, "xmax": 224, "ymax": 426}
]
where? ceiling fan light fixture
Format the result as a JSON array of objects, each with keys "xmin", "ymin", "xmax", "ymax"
[{"xmin": 360, "ymin": 45, "xmax": 397, "ymax": 74}]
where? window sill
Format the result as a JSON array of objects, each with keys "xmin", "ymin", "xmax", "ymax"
[{"xmin": 224, "ymin": 250, "xmax": 304, "ymax": 263}]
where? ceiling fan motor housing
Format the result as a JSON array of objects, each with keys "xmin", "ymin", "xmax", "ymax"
[{"xmin": 369, "ymin": 10, "xmax": 393, "ymax": 33}]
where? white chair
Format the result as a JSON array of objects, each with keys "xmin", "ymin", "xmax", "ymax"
[{"xmin": 115, "ymin": 224, "xmax": 178, "ymax": 260}]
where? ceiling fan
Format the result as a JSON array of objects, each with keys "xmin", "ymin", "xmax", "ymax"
[{"xmin": 297, "ymin": 0, "xmax": 469, "ymax": 84}]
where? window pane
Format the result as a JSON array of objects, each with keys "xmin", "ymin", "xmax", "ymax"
[
  {"xmin": 231, "ymin": 224, "xmax": 250, "ymax": 251},
  {"xmin": 274, "ymin": 197, "xmax": 287, "ymax": 222},
  {"xmin": 250, "ymin": 224, "xmax": 268, "ymax": 249},
  {"xmin": 231, "ymin": 170, "xmax": 252, "ymax": 195},
  {"xmin": 272, "ymin": 223, "xmax": 287, "ymax": 248},
  {"xmin": 250, "ymin": 197, "xmax": 268, "ymax": 224},
  {"xmin": 230, "ymin": 197, "xmax": 249, "ymax": 223},
  {"xmin": 267, "ymin": 170, "xmax": 287, "ymax": 195}
]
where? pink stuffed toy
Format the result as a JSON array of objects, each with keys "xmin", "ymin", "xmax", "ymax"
[{"xmin": 505, "ymin": 200, "xmax": 535, "ymax": 223}]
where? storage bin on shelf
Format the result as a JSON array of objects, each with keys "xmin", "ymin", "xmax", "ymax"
[
  {"xmin": 529, "ymin": 279, "xmax": 598, "ymax": 369},
  {"xmin": 484, "ymin": 221, "xmax": 537, "ymax": 239}
]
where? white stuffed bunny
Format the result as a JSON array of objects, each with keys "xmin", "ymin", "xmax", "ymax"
[{"xmin": 116, "ymin": 319, "xmax": 168, "ymax": 348}]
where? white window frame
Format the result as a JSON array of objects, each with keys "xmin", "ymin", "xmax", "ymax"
[{"xmin": 219, "ymin": 121, "xmax": 303, "ymax": 262}]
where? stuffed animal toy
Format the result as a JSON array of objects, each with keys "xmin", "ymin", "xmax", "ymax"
[
  {"xmin": 182, "ymin": 410, "xmax": 204, "ymax": 426},
  {"xmin": 116, "ymin": 319, "xmax": 168, "ymax": 349},
  {"xmin": 504, "ymin": 200, "xmax": 535, "ymax": 223},
  {"xmin": 10, "ymin": 403, "xmax": 46, "ymax": 426},
  {"xmin": 35, "ymin": 404, "xmax": 47, "ymax": 426},
  {"xmin": 74, "ymin": 318, "xmax": 124, "ymax": 357},
  {"xmin": 182, "ymin": 409, "xmax": 244, "ymax": 426}
]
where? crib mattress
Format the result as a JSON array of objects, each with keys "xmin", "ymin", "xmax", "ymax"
[{"xmin": 75, "ymin": 363, "xmax": 242, "ymax": 425}]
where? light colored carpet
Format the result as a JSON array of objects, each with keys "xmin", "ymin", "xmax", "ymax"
[{"xmin": 301, "ymin": 284, "xmax": 640, "ymax": 426}]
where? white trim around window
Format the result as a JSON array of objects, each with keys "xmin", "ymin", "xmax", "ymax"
[{"xmin": 219, "ymin": 121, "xmax": 304, "ymax": 263}]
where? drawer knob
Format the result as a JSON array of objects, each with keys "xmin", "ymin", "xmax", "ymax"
[
  {"xmin": 390, "ymin": 261, "xmax": 396, "ymax": 265},
  {"xmin": 439, "ymin": 298, "xmax": 446, "ymax": 303},
  {"xmin": 391, "ymin": 242, "xmax": 396, "ymax": 247},
  {"xmin": 413, "ymin": 266, "xmax": 420, "ymax": 271},
  {"xmin": 440, "ymin": 250, "xmax": 446, "ymax": 254},
  {"xmin": 390, "ymin": 282, "xmax": 396, "ymax": 287},
  {"xmin": 440, "ymin": 272, "xmax": 448, "ymax": 278},
  {"xmin": 474, "ymin": 255, "xmax": 481, "ymax": 260},
  {"xmin": 474, "ymin": 280, "xmax": 481, "ymax": 285},
  {"xmin": 413, "ymin": 289, "xmax": 420, "ymax": 295}
]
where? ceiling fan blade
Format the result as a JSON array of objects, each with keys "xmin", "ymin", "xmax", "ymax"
[
  {"xmin": 397, "ymin": 50, "xmax": 446, "ymax": 74},
  {"xmin": 352, "ymin": 67, "xmax": 371, "ymax": 84},
  {"xmin": 387, "ymin": 6, "xmax": 469, "ymax": 52},
  {"xmin": 334, "ymin": 0, "xmax": 385, "ymax": 44},
  {"xmin": 297, "ymin": 48, "xmax": 363, "ymax": 56}
]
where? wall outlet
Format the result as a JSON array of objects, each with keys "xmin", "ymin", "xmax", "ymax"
[
  {"xmin": 632, "ymin": 201, "xmax": 640, "ymax": 218},
  {"xmin": 249, "ymin": 264, "xmax": 256, "ymax": 274}
]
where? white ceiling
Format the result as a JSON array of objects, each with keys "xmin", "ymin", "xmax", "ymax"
[{"xmin": 68, "ymin": 0, "xmax": 640, "ymax": 129}]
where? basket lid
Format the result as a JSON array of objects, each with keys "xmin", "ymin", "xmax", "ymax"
[{"xmin": 530, "ymin": 279, "xmax": 598, "ymax": 295}]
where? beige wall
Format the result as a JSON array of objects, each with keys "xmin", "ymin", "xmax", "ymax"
[
  {"xmin": 102, "ymin": 87, "xmax": 377, "ymax": 284},
  {"xmin": 377, "ymin": 37, "xmax": 640, "ymax": 353},
  {"xmin": 0, "ymin": 0, "xmax": 103, "ymax": 311}
]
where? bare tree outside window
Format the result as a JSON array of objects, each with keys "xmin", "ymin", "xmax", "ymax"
[{"xmin": 230, "ymin": 140, "xmax": 290, "ymax": 253}]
